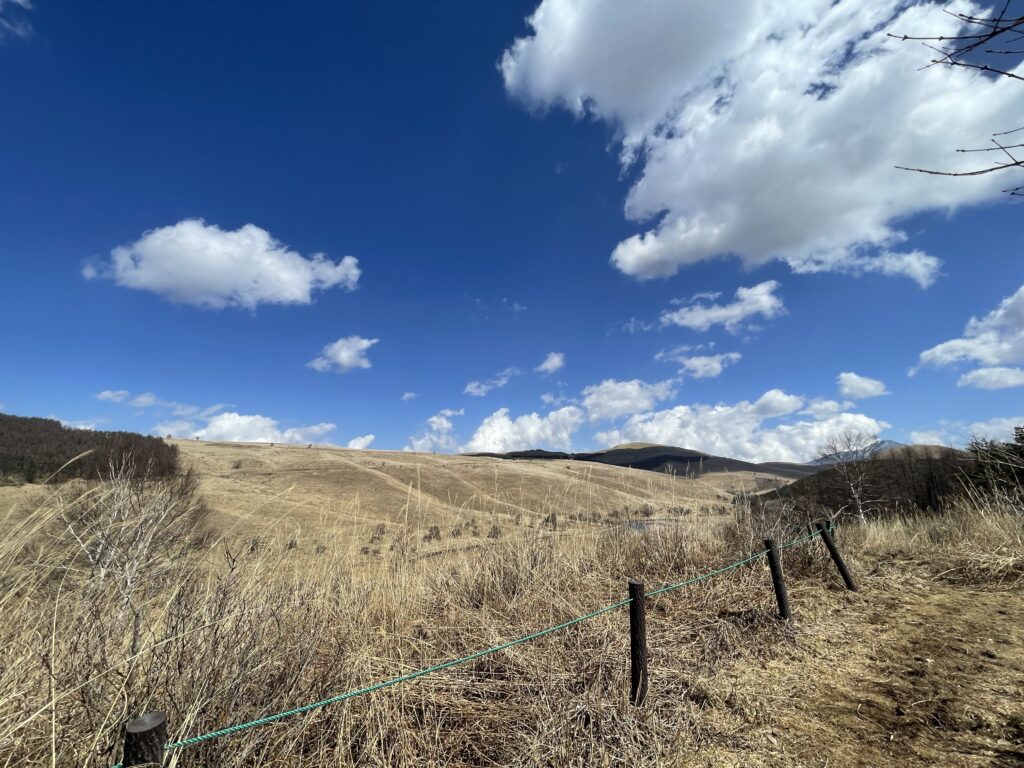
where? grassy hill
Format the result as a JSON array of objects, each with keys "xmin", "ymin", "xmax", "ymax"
[{"xmin": 164, "ymin": 440, "xmax": 789, "ymax": 557}]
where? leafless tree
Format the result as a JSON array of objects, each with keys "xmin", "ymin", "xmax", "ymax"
[
  {"xmin": 891, "ymin": 1, "xmax": 1024, "ymax": 195},
  {"xmin": 816, "ymin": 430, "xmax": 881, "ymax": 524}
]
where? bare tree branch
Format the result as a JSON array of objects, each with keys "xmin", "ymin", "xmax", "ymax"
[{"xmin": 891, "ymin": 2, "xmax": 1024, "ymax": 194}]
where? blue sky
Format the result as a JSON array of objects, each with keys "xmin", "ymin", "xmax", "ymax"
[{"xmin": 1, "ymin": 0, "xmax": 1022, "ymax": 461}]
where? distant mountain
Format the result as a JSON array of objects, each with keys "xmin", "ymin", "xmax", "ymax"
[
  {"xmin": 807, "ymin": 439, "xmax": 905, "ymax": 466},
  {"xmin": 469, "ymin": 443, "xmax": 822, "ymax": 480}
]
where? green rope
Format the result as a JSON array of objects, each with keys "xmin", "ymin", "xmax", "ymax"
[
  {"xmin": 165, "ymin": 597, "xmax": 632, "ymax": 751},
  {"xmin": 647, "ymin": 547, "xmax": 769, "ymax": 596},
  {"xmin": 111, "ymin": 526, "xmax": 824, "ymax": 765}
]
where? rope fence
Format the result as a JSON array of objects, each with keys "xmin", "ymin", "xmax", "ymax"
[{"xmin": 114, "ymin": 520, "xmax": 855, "ymax": 766}]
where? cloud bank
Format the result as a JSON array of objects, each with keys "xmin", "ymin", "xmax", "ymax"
[{"xmin": 503, "ymin": 0, "xmax": 1021, "ymax": 286}]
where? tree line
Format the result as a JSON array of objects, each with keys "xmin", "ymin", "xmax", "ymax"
[
  {"xmin": 763, "ymin": 427, "xmax": 1023, "ymax": 522},
  {"xmin": 0, "ymin": 413, "xmax": 179, "ymax": 483}
]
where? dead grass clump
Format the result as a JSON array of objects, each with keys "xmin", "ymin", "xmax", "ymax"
[{"xmin": 856, "ymin": 490, "xmax": 1024, "ymax": 585}]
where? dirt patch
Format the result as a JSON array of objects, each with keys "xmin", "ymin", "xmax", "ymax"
[{"xmin": 705, "ymin": 568, "xmax": 1024, "ymax": 766}]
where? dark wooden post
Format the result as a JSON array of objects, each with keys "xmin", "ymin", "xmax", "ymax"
[
  {"xmin": 815, "ymin": 522, "xmax": 858, "ymax": 591},
  {"xmin": 764, "ymin": 539, "xmax": 792, "ymax": 621},
  {"xmin": 123, "ymin": 711, "xmax": 166, "ymax": 766},
  {"xmin": 628, "ymin": 579, "xmax": 648, "ymax": 706}
]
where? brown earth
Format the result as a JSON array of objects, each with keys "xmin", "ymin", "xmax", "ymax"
[{"xmin": 698, "ymin": 565, "xmax": 1024, "ymax": 767}]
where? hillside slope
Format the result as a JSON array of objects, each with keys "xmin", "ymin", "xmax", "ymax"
[
  {"xmin": 470, "ymin": 443, "xmax": 820, "ymax": 480},
  {"xmin": 170, "ymin": 440, "xmax": 780, "ymax": 552}
]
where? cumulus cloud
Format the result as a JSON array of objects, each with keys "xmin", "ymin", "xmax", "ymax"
[
  {"xmin": 308, "ymin": 336, "xmax": 379, "ymax": 373},
  {"xmin": 968, "ymin": 416, "xmax": 1024, "ymax": 442},
  {"xmin": 85, "ymin": 219, "xmax": 360, "ymax": 310},
  {"xmin": 464, "ymin": 367, "xmax": 520, "ymax": 397},
  {"xmin": 910, "ymin": 430, "xmax": 950, "ymax": 446},
  {"xmin": 189, "ymin": 412, "xmax": 337, "ymax": 444},
  {"xmin": 347, "ymin": 434, "xmax": 375, "ymax": 449},
  {"xmin": 912, "ymin": 415, "xmax": 1024, "ymax": 446},
  {"xmin": 535, "ymin": 352, "xmax": 566, "ymax": 374},
  {"xmin": 401, "ymin": 391, "xmax": 418, "ymax": 401},
  {"xmin": 657, "ymin": 346, "xmax": 742, "ymax": 379},
  {"xmin": 956, "ymin": 366, "xmax": 1024, "ymax": 390},
  {"xmin": 595, "ymin": 388, "xmax": 889, "ymax": 463},
  {"xmin": 406, "ymin": 408, "xmax": 464, "ymax": 452},
  {"xmin": 801, "ymin": 398, "xmax": 854, "ymax": 418},
  {"xmin": 462, "ymin": 406, "xmax": 585, "ymax": 453},
  {"xmin": 96, "ymin": 389, "xmax": 130, "ymax": 402},
  {"xmin": 660, "ymin": 281, "xmax": 785, "ymax": 333},
  {"xmin": 502, "ymin": 0, "xmax": 1021, "ymax": 286},
  {"xmin": 60, "ymin": 419, "xmax": 98, "ymax": 431},
  {"xmin": 837, "ymin": 372, "xmax": 888, "ymax": 399},
  {"xmin": 915, "ymin": 283, "xmax": 1024, "ymax": 386},
  {"xmin": 153, "ymin": 419, "xmax": 196, "ymax": 437},
  {"xmin": 581, "ymin": 378, "xmax": 677, "ymax": 421}
]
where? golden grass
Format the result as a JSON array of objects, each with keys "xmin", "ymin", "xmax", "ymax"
[
  {"xmin": 156, "ymin": 440, "xmax": 768, "ymax": 558},
  {"xmin": 0, "ymin": 458, "xmax": 1021, "ymax": 767}
]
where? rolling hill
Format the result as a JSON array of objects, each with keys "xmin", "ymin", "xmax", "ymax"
[{"xmin": 469, "ymin": 443, "xmax": 821, "ymax": 480}]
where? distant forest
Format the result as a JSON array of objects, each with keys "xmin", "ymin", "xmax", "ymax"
[{"xmin": 0, "ymin": 413, "xmax": 179, "ymax": 483}]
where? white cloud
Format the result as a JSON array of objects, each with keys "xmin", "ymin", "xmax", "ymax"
[
  {"xmin": 99, "ymin": 389, "xmax": 227, "ymax": 419},
  {"xmin": 660, "ymin": 281, "xmax": 785, "ymax": 333},
  {"xmin": 910, "ymin": 430, "xmax": 949, "ymax": 446},
  {"xmin": 60, "ymin": 419, "xmax": 97, "ymax": 431},
  {"xmin": 85, "ymin": 219, "xmax": 360, "ymax": 310},
  {"xmin": 130, "ymin": 392, "xmax": 159, "ymax": 408},
  {"xmin": 911, "ymin": 415, "xmax": 1024, "ymax": 446},
  {"xmin": 801, "ymin": 398, "xmax": 854, "ymax": 418},
  {"xmin": 657, "ymin": 347, "xmax": 742, "ymax": 379},
  {"xmin": 915, "ymin": 284, "xmax": 1024, "ymax": 386},
  {"xmin": 0, "ymin": 0, "xmax": 32, "ymax": 38},
  {"xmin": 535, "ymin": 352, "xmax": 565, "ymax": 374},
  {"xmin": 463, "ymin": 367, "xmax": 520, "ymax": 397},
  {"xmin": 837, "ymin": 372, "xmax": 888, "ymax": 399},
  {"xmin": 153, "ymin": 419, "xmax": 196, "ymax": 438},
  {"xmin": 581, "ymin": 378, "xmax": 677, "ymax": 421},
  {"xmin": 502, "ymin": 1, "xmax": 1022, "ymax": 286},
  {"xmin": 956, "ymin": 366, "xmax": 1024, "ymax": 390},
  {"xmin": 308, "ymin": 336, "xmax": 379, "ymax": 373},
  {"xmin": 406, "ymin": 408, "xmax": 464, "ymax": 453},
  {"xmin": 462, "ymin": 406, "xmax": 585, "ymax": 453},
  {"xmin": 401, "ymin": 391, "xmax": 418, "ymax": 401},
  {"xmin": 191, "ymin": 412, "xmax": 336, "ymax": 444},
  {"xmin": 96, "ymin": 389, "xmax": 130, "ymax": 402},
  {"xmin": 347, "ymin": 434, "xmax": 375, "ymax": 450},
  {"xmin": 610, "ymin": 317, "xmax": 657, "ymax": 334},
  {"xmin": 595, "ymin": 388, "xmax": 888, "ymax": 463},
  {"xmin": 541, "ymin": 392, "xmax": 572, "ymax": 407},
  {"xmin": 968, "ymin": 416, "xmax": 1024, "ymax": 442}
]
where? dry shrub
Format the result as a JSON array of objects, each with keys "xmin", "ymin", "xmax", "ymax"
[{"xmin": 856, "ymin": 489, "xmax": 1024, "ymax": 585}]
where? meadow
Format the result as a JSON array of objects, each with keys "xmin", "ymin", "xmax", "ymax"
[{"xmin": 0, "ymin": 442, "xmax": 1021, "ymax": 767}]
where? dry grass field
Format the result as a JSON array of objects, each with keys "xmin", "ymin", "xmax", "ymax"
[
  {"xmin": 160, "ymin": 440, "xmax": 772, "ymax": 559},
  {"xmin": 0, "ymin": 442, "xmax": 1021, "ymax": 767}
]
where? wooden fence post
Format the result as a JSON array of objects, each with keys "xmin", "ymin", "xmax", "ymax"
[
  {"xmin": 123, "ymin": 711, "xmax": 166, "ymax": 766},
  {"xmin": 815, "ymin": 522, "xmax": 858, "ymax": 591},
  {"xmin": 627, "ymin": 579, "xmax": 648, "ymax": 706},
  {"xmin": 764, "ymin": 539, "xmax": 792, "ymax": 621}
]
